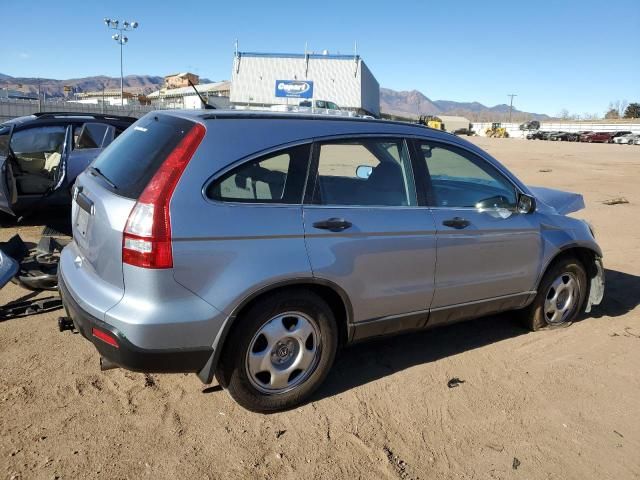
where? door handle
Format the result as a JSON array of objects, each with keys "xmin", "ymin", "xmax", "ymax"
[
  {"xmin": 312, "ymin": 218, "xmax": 352, "ymax": 231},
  {"xmin": 442, "ymin": 217, "xmax": 470, "ymax": 229}
]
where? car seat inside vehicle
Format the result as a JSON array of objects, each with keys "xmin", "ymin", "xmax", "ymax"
[{"xmin": 10, "ymin": 127, "xmax": 65, "ymax": 196}]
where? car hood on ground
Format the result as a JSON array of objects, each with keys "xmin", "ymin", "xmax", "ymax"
[
  {"xmin": 528, "ymin": 186, "xmax": 585, "ymax": 215},
  {"xmin": 0, "ymin": 250, "xmax": 19, "ymax": 289}
]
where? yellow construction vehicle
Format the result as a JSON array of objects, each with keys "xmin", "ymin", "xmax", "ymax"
[
  {"xmin": 485, "ymin": 122, "xmax": 509, "ymax": 138},
  {"xmin": 418, "ymin": 115, "xmax": 444, "ymax": 130}
]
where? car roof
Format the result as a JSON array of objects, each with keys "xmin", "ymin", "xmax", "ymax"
[{"xmin": 155, "ymin": 108, "xmax": 455, "ymax": 139}]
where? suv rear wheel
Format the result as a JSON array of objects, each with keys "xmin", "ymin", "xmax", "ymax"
[
  {"xmin": 522, "ymin": 257, "xmax": 587, "ymax": 331},
  {"xmin": 216, "ymin": 289, "xmax": 338, "ymax": 412}
]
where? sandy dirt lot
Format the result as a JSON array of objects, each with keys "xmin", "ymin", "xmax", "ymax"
[{"xmin": 1, "ymin": 138, "xmax": 639, "ymax": 480}]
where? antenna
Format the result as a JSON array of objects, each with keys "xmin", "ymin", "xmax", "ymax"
[{"xmin": 234, "ymin": 39, "xmax": 238, "ymax": 57}]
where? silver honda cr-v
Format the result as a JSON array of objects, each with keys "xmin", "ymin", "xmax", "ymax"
[{"xmin": 59, "ymin": 111, "xmax": 604, "ymax": 412}]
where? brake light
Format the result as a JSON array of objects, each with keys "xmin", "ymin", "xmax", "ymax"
[
  {"xmin": 123, "ymin": 123, "xmax": 205, "ymax": 268},
  {"xmin": 92, "ymin": 327, "xmax": 119, "ymax": 348}
]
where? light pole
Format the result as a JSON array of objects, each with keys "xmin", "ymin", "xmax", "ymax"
[
  {"xmin": 507, "ymin": 94, "xmax": 517, "ymax": 123},
  {"xmin": 104, "ymin": 18, "xmax": 139, "ymax": 106}
]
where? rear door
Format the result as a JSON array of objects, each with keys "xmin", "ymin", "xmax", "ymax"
[
  {"xmin": 412, "ymin": 139, "xmax": 540, "ymax": 324},
  {"xmin": 302, "ymin": 137, "xmax": 437, "ymax": 336}
]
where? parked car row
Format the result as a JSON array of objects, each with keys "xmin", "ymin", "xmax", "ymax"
[{"xmin": 526, "ymin": 129, "xmax": 638, "ymax": 144}]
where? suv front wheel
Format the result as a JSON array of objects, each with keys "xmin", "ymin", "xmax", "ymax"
[
  {"xmin": 522, "ymin": 256, "xmax": 587, "ymax": 331},
  {"xmin": 216, "ymin": 289, "xmax": 338, "ymax": 412}
]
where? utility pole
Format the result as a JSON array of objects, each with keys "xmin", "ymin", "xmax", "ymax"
[
  {"xmin": 104, "ymin": 18, "xmax": 139, "ymax": 106},
  {"xmin": 507, "ymin": 94, "xmax": 517, "ymax": 123},
  {"xmin": 37, "ymin": 79, "xmax": 42, "ymax": 113}
]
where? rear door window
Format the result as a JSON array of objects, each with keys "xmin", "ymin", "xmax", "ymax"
[
  {"xmin": 311, "ymin": 138, "xmax": 417, "ymax": 207},
  {"xmin": 206, "ymin": 144, "xmax": 311, "ymax": 204},
  {"xmin": 74, "ymin": 123, "xmax": 115, "ymax": 150},
  {"xmin": 91, "ymin": 114, "xmax": 195, "ymax": 199}
]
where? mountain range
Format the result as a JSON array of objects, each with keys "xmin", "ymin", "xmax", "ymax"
[
  {"xmin": 0, "ymin": 73, "xmax": 549, "ymax": 121},
  {"xmin": 380, "ymin": 88, "xmax": 550, "ymax": 121}
]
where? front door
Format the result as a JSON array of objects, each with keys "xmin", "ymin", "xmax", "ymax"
[
  {"xmin": 0, "ymin": 124, "xmax": 73, "ymax": 215},
  {"xmin": 412, "ymin": 140, "xmax": 541, "ymax": 325},
  {"xmin": 302, "ymin": 137, "xmax": 437, "ymax": 338}
]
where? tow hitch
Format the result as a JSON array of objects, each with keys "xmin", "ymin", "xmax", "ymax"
[{"xmin": 57, "ymin": 316, "xmax": 75, "ymax": 332}]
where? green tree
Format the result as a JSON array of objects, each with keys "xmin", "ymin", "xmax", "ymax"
[
  {"xmin": 623, "ymin": 103, "xmax": 640, "ymax": 119},
  {"xmin": 604, "ymin": 108, "xmax": 620, "ymax": 119}
]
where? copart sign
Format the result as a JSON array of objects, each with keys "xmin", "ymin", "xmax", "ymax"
[{"xmin": 275, "ymin": 80, "xmax": 314, "ymax": 98}]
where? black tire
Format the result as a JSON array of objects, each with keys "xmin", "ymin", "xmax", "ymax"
[
  {"xmin": 216, "ymin": 289, "xmax": 338, "ymax": 413},
  {"xmin": 521, "ymin": 257, "xmax": 587, "ymax": 331}
]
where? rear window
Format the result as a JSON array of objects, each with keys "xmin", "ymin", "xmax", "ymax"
[{"xmin": 91, "ymin": 114, "xmax": 195, "ymax": 199}]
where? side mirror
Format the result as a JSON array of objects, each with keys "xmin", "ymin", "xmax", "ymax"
[
  {"xmin": 517, "ymin": 194, "xmax": 536, "ymax": 214},
  {"xmin": 356, "ymin": 165, "xmax": 373, "ymax": 179}
]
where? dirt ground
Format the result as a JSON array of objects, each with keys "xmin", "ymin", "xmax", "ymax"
[{"xmin": 1, "ymin": 137, "xmax": 639, "ymax": 480}]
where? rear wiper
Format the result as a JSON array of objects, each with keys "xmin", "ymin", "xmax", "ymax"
[{"xmin": 90, "ymin": 166, "xmax": 117, "ymax": 189}]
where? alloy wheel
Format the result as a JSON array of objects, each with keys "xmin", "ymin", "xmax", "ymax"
[
  {"xmin": 543, "ymin": 272, "xmax": 579, "ymax": 325},
  {"xmin": 245, "ymin": 311, "xmax": 321, "ymax": 394}
]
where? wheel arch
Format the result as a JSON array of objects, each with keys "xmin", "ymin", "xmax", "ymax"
[{"xmin": 197, "ymin": 278, "xmax": 353, "ymax": 384}]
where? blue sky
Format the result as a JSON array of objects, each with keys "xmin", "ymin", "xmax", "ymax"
[{"xmin": 1, "ymin": 0, "xmax": 638, "ymax": 116}]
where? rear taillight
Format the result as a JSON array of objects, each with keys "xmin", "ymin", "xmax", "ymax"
[{"xmin": 123, "ymin": 123, "xmax": 205, "ymax": 269}]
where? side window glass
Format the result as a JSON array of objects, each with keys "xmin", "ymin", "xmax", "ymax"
[
  {"xmin": 417, "ymin": 141, "xmax": 516, "ymax": 209},
  {"xmin": 207, "ymin": 144, "xmax": 310, "ymax": 204},
  {"xmin": 0, "ymin": 127, "xmax": 9, "ymax": 156},
  {"xmin": 10, "ymin": 126, "xmax": 66, "ymax": 174},
  {"xmin": 313, "ymin": 139, "xmax": 417, "ymax": 207},
  {"xmin": 75, "ymin": 123, "xmax": 115, "ymax": 150}
]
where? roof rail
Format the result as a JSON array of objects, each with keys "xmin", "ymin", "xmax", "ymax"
[
  {"xmin": 200, "ymin": 112, "xmax": 419, "ymax": 128},
  {"xmin": 31, "ymin": 112, "xmax": 137, "ymax": 122}
]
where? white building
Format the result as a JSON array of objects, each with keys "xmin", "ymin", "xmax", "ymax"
[
  {"xmin": 71, "ymin": 90, "xmax": 136, "ymax": 106},
  {"xmin": 230, "ymin": 51, "xmax": 380, "ymax": 116},
  {"xmin": 147, "ymin": 81, "xmax": 231, "ymax": 109}
]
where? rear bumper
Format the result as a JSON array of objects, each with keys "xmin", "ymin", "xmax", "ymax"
[{"xmin": 59, "ymin": 273, "xmax": 212, "ymax": 373}]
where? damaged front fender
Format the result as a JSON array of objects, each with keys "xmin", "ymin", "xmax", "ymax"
[{"xmin": 586, "ymin": 257, "xmax": 605, "ymax": 313}]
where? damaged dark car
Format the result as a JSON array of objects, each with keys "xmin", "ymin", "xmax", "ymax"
[{"xmin": 0, "ymin": 112, "xmax": 135, "ymax": 219}]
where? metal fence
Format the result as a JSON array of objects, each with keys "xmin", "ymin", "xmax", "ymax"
[{"xmin": 0, "ymin": 98, "xmax": 163, "ymax": 122}]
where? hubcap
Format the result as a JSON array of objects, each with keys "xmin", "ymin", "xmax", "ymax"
[
  {"xmin": 246, "ymin": 312, "xmax": 321, "ymax": 394},
  {"xmin": 543, "ymin": 272, "xmax": 579, "ymax": 325}
]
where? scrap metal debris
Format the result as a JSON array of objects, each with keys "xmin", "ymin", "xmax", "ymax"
[
  {"xmin": 447, "ymin": 377, "xmax": 465, "ymax": 388},
  {"xmin": 0, "ymin": 233, "xmax": 69, "ymax": 320},
  {"xmin": 602, "ymin": 197, "xmax": 629, "ymax": 205},
  {"xmin": 0, "ymin": 296, "xmax": 63, "ymax": 321}
]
